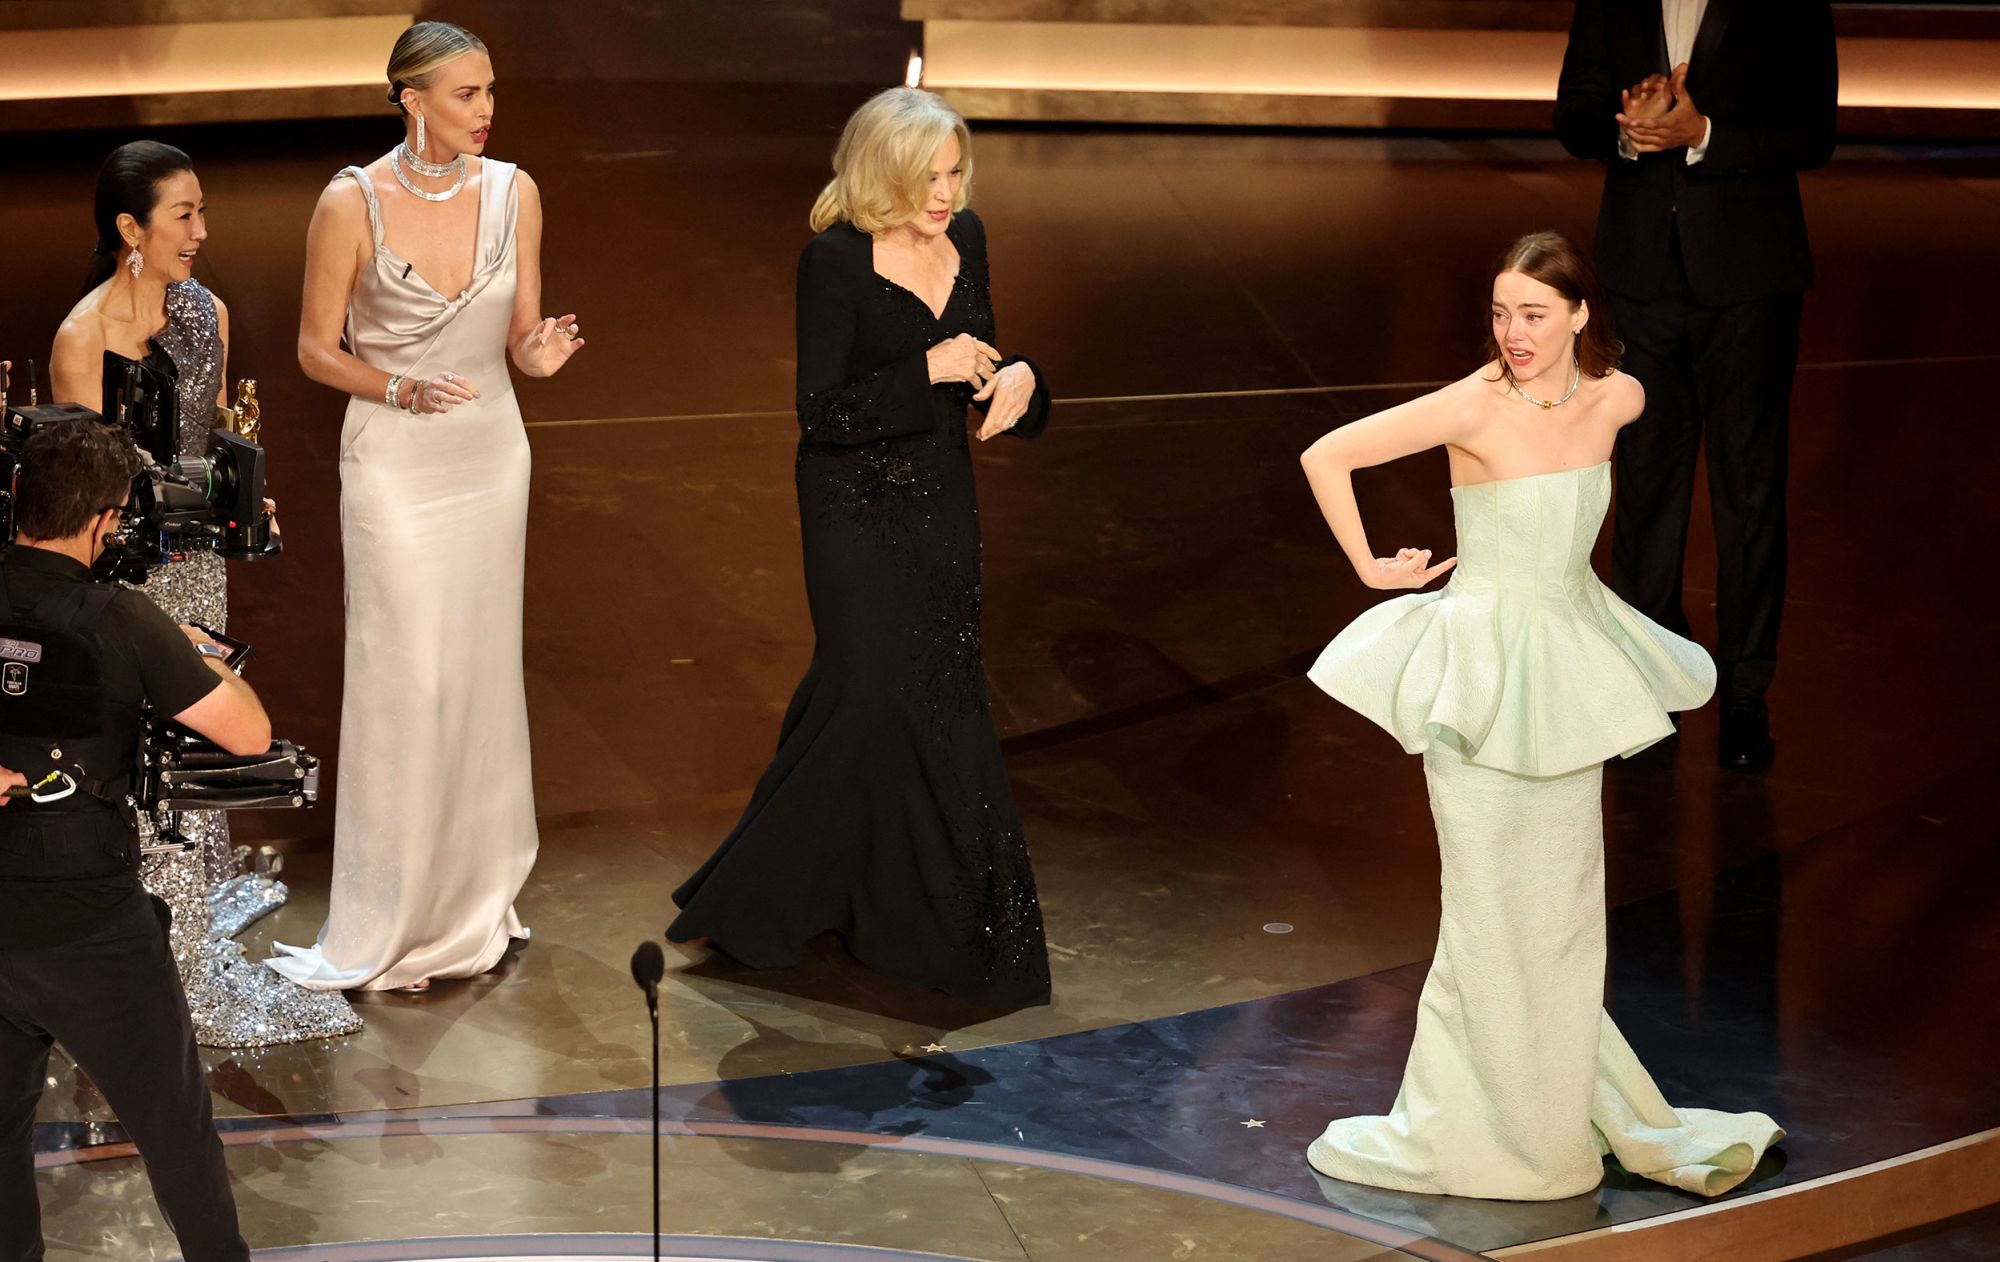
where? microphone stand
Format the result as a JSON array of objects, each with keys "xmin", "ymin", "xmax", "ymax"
[
  {"xmin": 631, "ymin": 940, "xmax": 665, "ymax": 1262},
  {"xmin": 648, "ymin": 979, "xmax": 660, "ymax": 1262}
]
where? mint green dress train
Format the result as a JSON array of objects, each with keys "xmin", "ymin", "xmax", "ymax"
[{"xmin": 1305, "ymin": 461, "xmax": 1784, "ymax": 1201}]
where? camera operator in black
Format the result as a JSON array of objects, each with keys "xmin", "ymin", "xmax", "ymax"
[{"xmin": 0, "ymin": 419, "xmax": 269, "ymax": 1262}]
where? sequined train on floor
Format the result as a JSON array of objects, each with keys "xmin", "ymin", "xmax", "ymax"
[{"xmin": 129, "ymin": 279, "xmax": 360, "ymax": 1048}]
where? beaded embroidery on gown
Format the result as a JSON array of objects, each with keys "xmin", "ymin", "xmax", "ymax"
[
  {"xmin": 668, "ymin": 211, "xmax": 1053, "ymax": 1008},
  {"xmin": 124, "ymin": 279, "xmax": 361, "ymax": 1047},
  {"xmin": 267, "ymin": 161, "xmax": 537, "ymax": 992},
  {"xmin": 1304, "ymin": 462, "xmax": 1783, "ymax": 1200}
]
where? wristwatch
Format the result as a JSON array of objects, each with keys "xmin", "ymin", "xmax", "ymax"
[{"xmin": 195, "ymin": 642, "xmax": 231, "ymax": 661}]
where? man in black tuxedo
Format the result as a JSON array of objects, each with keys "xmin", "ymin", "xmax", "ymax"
[{"xmin": 1556, "ymin": 0, "xmax": 1837, "ymax": 769}]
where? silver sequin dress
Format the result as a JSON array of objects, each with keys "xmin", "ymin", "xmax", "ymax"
[{"xmin": 126, "ymin": 279, "xmax": 361, "ymax": 1047}]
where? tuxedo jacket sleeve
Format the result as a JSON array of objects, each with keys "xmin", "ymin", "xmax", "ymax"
[{"xmin": 1554, "ymin": 0, "xmax": 1838, "ymax": 306}]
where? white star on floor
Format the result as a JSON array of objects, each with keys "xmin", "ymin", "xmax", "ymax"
[
  {"xmin": 1241, "ymin": 1119, "xmax": 1266, "ymax": 1128},
  {"xmin": 921, "ymin": 1042, "xmax": 948, "ymax": 1053}
]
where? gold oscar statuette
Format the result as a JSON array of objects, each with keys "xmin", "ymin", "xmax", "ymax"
[{"xmin": 217, "ymin": 378, "xmax": 261, "ymax": 443}]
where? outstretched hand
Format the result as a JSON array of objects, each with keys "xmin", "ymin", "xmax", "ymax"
[
  {"xmin": 520, "ymin": 314, "xmax": 586, "ymax": 377},
  {"xmin": 1363, "ymin": 547, "xmax": 1457, "ymax": 590}
]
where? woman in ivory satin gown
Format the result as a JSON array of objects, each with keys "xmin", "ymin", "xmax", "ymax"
[
  {"xmin": 1297, "ymin": 232, "xmax": 1782, "ymax": 1200},
  {"xmin": 269, "ymin": 22, "xmax": 583, "ymax": 992}
]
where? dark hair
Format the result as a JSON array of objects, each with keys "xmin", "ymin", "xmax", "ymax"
[
  {"xmin": 15, "ymin": 419, "xmax": 143, "ymax": 541},
  {"xmin": 1482, "ymin": 231, "xmax": 1623, "ymax": 381},
  {"xmin": 82, "ymin": 140, "xmax": 195, "ymax": 296}
]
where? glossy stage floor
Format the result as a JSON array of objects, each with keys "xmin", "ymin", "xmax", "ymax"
[{"xmin": 5, "ymin": 83, "xmax": 2000, "ymax": 1262}]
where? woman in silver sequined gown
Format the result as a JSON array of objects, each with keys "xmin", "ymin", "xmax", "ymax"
[{"xmin": 50, "ymin": 141, "xmax": 359, "ymax": 1047}]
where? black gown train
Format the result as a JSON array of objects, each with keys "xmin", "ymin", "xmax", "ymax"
[{"xmin": 668, "ymin": 210, "xmax": 1053, "ymax": 1008}]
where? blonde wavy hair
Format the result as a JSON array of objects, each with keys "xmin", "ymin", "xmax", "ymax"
[
  {"xmin": 809, "ymin": 88, "xmax": 973, "ymax": 235},
  {"xmin": 386, "ymin": 21, "xmax": 487, "ymax": 113}
]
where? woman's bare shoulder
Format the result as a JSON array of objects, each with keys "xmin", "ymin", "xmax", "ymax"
[
  {"xmin": 52, "ymin": 295, "xmax": 108, "ymax": 356},
  {"xmin": 1448, "ymin": 362, "xmax": 1514, "ymax": 415},
  {"xmin": 1591, "ymin": 368, "xmax": 1645, "ymax": 424},
  {"xmin": 316, "ymin": 172, "xmax": 370, "ymax": 216},
  {"xmin": 1457, "ymin": 363, "xmax": 1509, "ymax": 393}
]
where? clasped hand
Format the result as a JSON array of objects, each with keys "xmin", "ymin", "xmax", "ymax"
[
  {"xmin": 1364, "ymin": 547, "xmax": 1457, "ymax": 590},
  {"xmin": 927, "ymin": 334, "xmax": 1034, "ymax": 440},
  {"xmin": 928, "ymin": 333, "xmax": 999, "ymax": 389},
  {"xmin": 975, "ymin": 362, "xmax": 1035, "ymax": 440},
  {"xmin": 1616, "ymin": 63, "xmax": 1706, "ymax": 154}
]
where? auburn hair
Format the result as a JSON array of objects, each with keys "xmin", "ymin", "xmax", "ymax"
[{"xmin": 1482, "ymin": 231, "xmax": 1623, "ymax": 381}]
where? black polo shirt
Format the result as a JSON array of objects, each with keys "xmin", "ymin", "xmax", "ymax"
[{"xmin": 0, "ymin": 545, "xmax": 221, "ymax": 948}]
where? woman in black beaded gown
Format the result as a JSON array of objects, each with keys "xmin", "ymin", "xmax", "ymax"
[{"xmin": 668, "ymin": 88, "xmax": 1053, "ymax": 1008}]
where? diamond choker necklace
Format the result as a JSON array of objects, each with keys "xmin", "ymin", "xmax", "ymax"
[{"xmin": 391, "ymin": 145, "xmax": 466, "ymax": 202}]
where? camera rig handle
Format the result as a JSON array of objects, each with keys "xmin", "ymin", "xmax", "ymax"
[{"xmin": 148, "ymin": 738, "xmax": 320, "ymax": 813}]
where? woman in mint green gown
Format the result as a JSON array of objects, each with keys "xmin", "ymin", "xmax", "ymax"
[{"xmin": 1298, "ymin": 232, "xmax": 1783, "ymax": 1201}]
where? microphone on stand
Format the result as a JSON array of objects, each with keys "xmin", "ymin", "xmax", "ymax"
[
  {"xmin": 630, "ymin": 941, "xmax": 666, "ymax": 1262},
  {"xmin": 630, "ymin": 939, "xmax": 664, "ymax": 1014}
]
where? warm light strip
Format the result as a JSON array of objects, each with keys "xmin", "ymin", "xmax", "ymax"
[
  {"xmin": 0, "ymin": 15, "xmax": 413, "ymax": 102},
  {"xmin": 925, "ymin": 21, "xmax": 1564, "ymax": 100},
  {"xmin": 1837, "ymin": 39, "xmax": 2000, "ymax": 109},
  {"xmin": 923, "ymin": 21, "xmax": 2000, "ymax": 110}
]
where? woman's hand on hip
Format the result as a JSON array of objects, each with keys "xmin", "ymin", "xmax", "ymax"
[{"xmin": 1362, "ymin": 548, "xmax": 1457, "ymax": 590}]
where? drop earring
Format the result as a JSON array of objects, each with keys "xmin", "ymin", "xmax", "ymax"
[
  {"xmin": 126, "ymin": 248, "xmax": 144, "ymax": 279},
  {"xmin": 393, "ymin": 106, "xmax": 465, "ymax": 197}
]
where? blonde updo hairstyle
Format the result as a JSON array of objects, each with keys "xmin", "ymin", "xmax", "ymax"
[
  {"xmin": 386, "ymin": 21, "xmax": 488, "ymax": 113},
  {"xmin": 809, "ymin": 88, "xmax": 973, "ymax": 236}
]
